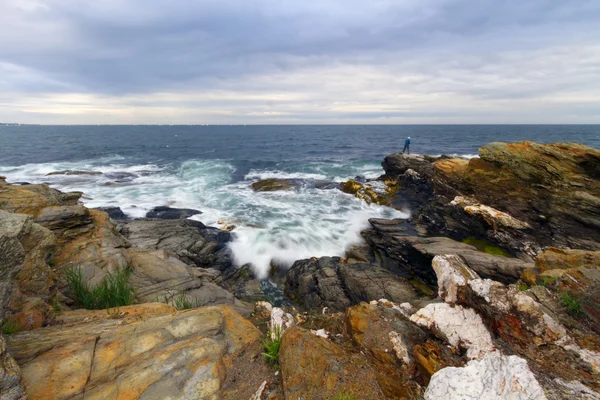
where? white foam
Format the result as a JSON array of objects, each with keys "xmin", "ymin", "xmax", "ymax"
[{"xmin": 0, "ymin": 158, "xmax": 406, "ymax": 279}]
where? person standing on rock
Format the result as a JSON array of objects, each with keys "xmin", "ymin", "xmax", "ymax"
[{"xmin": 403, "ymin": 137, "xmax": 411, "ymax": 154}]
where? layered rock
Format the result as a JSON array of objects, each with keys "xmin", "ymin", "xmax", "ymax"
[
  {"xmin": 120, "ymin": 218, "xmax": 233, "ymax": 271},
  {"xmin": 383, "ymin": 142, "xmax": 600, "ymax": 253},
  {"xmin": 362, "ymin": 219, "xmax": 534, "ymax": 285},
  {"xmin": 145, "ymin": 206, "xmax": 201, "ymax": 220},
  {"xmin": 284, "ymin": 256, "xmax": 420, "ymax": 311},
  {"xmin": 6, "ymin": 304, "xmax": 262, "ymax": 400}
]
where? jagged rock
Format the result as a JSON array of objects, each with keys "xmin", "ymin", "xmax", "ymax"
[
  {"xmin": 410, "ymin": 303, "xmax": 495, "ymax": 360},
  {"xmin": 0, "ymin": 210, "xmax": 56, "ymax": 328},
  {"xmin": 284, "ymin": 256, "xmax": 419, "ymax": 311},
  {"xmin": 345, "ymin": 301, "xmax": 463, "ymax": 398},
  {"xmin": 424, "ymin": 352, "xmax": 547, "ymax": 400},
  {"xmin": 94, "ymin": 206, "xmax": 129, "ymax": 221},
  {"xmin": 120, "ymin": 218, "xmax": 233, "ymax": 271},
  {"xmin": 213, "ymin": 264, "xmax": 264, "ymax": 302},
  {"xmin": 46, "ymin": 170, "xmax": 102, "ymax": 176},
  {"xmin": 270, "ymin": 307, "xmax": 294, "ymax": 338},
  {"xmin": 0, "ymin": 336, "xmax": 26, "ymax": 400},
  {"xmin": 279, "ymin": 326, "xmax": 385, "ymax": 399},
  {"xmin": 432, "ymin": 255, "xmax": 480, "ymax": 304},
  {"xmin": 6, "ymin": 304, "xmax": 261, "ymax": 400},
  {"xmin": 251, "ymin": 179, "xmax": 295, "ymax": 192},
  {"xmin": 145, "ymin": 206, "xmax": 201, "ymax": 220},
  {"xmin": 0, "ymin": 179, "xmax": 82, "ymax": 216}
]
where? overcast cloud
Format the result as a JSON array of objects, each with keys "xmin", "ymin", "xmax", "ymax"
[{"xmin": 1, "ymin": 0, "xmax": 599, "ymax": 124}]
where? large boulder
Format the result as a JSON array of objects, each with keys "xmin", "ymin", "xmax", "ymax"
[
  {"xmin": 284, "ymin": 256, "xmax": 420, "ymax": 311},
  {"xmin": 279, "ymin": 326, "xmax": 385, "ymax": 399},
  {"xmin": 6, "ymin": 304, "xmax": 262, "ymax": 400},
  {"xmin": 251, "ymin": 179, "xmax": 295, "ymax": 192},
  {"xmin": 0, "ymin": 210, "xmax": 56, "ymax": 328},
  {"xmin": 120, "ymin": 219, "xmax": 233, "ymax": 271}
]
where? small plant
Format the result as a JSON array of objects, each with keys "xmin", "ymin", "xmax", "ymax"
[
  {"xmin": 262, "ymin": 324, "xmax": 283, "ymax": 369},
  {"xmin": 65, "ymin": 266, "xmax": 135, "ymax": 310},
  {"xmin": 1, "ymin": 319, "xmax": 21, "ymax": 335},
  {"xmin": 560, "ymin": 292, "xmax": 582, "ymax": 315},
  {"xmin": 157, "ymin": 291, "xmax": 203, "ymax": 310},
  {"xmin": 539, "ymin": 276, "xmax": 557, "ymax": 287},
  {"xmin": 517, "ymin": 281, "xmax": 528, "ymax": 292},
  {"xmin": 334, "ymin": 393, "xmax": 357, "ymax": 400},
  {"xmin": 51, "ymin": 298, "xmax": 63, "ymax": 314}
]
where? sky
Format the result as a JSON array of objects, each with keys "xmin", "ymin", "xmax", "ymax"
[{"xmin": 1, "ymin": 0, "xmax": 600, "ymax": 124}]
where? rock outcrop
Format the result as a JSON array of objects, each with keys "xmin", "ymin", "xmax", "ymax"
[
  {"xmin": 145, "ymin": 206, "xmax": 201, "ymax": 220},
  {"xmin": 251, "ymin": 179, "xmax": 295, "ymax": 192},
  {"xmin": 0, "ymin": 336, "xmax": 26, "ymax": 400},
  {"xmin": 383, "ymin": 142, "xmax": 600, "ymax": 254},
  {"xmin": 6, "ymin": 304, "xmax": 261, "ymax": 400}
]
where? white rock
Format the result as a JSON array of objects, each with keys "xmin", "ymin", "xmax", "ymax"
[
  {"xmin": 451, "ymin": 196, "xmax": 531, "ymax": 230},
  {"xmin": 311, "ymin": 329, "xmax": 329, "ymax": 339},
  {"xmin": 553, "ymin": 378, "xmax": 600, "ymax": 400},
  {"xmin": 250, "ymin": 380, "xmax": 268, "ymax": 400},
  {"xmin": 270, "ymin": 307, "xmax": 294, "ymax": 338},
  {"xmin": 255, "ymin": 301, "xmax": 273, "ymax": 312},
  {"xmin": 468, "ymin": 279, "xmax": 505, "ymax": 306},
  {"xmin": 389, "ymin": 331, "xmax": 411, "ymax": 364},
  {"xmin": 410, "ymin": 303, "xmax": 494, "ymax": 359},
  {"xmin": 375, "ymin": 299, "xmax": 415, "ymax": 318},
  {"xmin": 432, "ymin": 255, "xmax": 479, "ymax": 303},
  {"xmin": 424, "ymin": 352, "xmax": 547, "ymax": 400}
]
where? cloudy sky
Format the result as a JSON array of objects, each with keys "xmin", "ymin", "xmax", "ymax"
[{"xmin": 1, "ymin": 0, "xmax": 599, "ymax": 124}]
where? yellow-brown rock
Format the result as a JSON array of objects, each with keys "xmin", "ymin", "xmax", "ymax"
[
  {"xmin": 535, "ymin": 247, "xmax": 600, "ymax": 272},
  {"xmin": 280, "ymin": 326, "xmax": 385, "ymax": 399},
  {"xmin": 251, "ymin": 179, "xmax": 295, "ymax": 192},
  {"xmin": 6, "ymin": 304, "xmax": 261, "ymax": 400}
]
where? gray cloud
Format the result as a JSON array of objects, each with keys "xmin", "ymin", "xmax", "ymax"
[{"xmin": 1, "ymin": 0, "xmax": 599, "ymax": 123}]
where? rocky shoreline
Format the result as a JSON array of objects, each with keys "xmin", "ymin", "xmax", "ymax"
[{"xmin": 1, "ymin": 141, "xmax": 599, "ymax": 399}]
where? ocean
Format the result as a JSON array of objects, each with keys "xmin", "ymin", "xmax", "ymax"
[{"xmin": 1, "ymin": 124, "xmax": 599, "ymax": 277}]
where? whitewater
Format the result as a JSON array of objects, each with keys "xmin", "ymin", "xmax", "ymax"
[{"xmin": 0, "ymin": 156, "xmax": 412, "ymax": 278}]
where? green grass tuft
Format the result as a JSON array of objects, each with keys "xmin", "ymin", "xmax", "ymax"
[
  {"xmin": 1, "ymin": 319, "xmax": 22, "ymax": 335},
  {"xmin": 539, "ymin": 276, "xmax": 557, "ymax": 287},
  {"xmin": 65, "ymin": 266, "xmax": 135, "ymax": 310},
  {"xmin": 518, "ymin": 281, "xmax": 528, "ymax": 292},
  {"xmin": 560, "ymin": 292, "xmax": 582, "ymax": 315},
  {"xmin": 156, "ymin": 291, "xmax": 204, "ymax": 310},
  {"xmin": 262, "ymin": 324, "xmax": 283, "ymax": 369},
  {"xmin": 333, "ymin": 394, "xmax": 357, "ymax": 400}
]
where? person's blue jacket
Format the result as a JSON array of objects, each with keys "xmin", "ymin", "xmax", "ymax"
[{"xmin": 405, "ymin": 138, "xmax": 411, "ymax": 146}]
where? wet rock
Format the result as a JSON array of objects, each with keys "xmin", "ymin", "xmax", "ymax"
[
  {"xmin": 284, "ymin": 256, "xmax": 419, "ymax": 311},
  {"xmin": 214, "ymin": 264, "xmax": 264, "ymax": 302},
  {"xmin": 94, "ymin": 206, "xmax": 129, "ymax": 221},
  {"xmin": 339, "ymin": 179, "xmax": 389, "ymax": 205},
  {"xmin": 145, "ymin": 206, "xmax": 201, "ymax": 220},
  {"xmin": 424, "ymin": 352, "xmax": 547, "ymax": 400},
  {"xmin": 46, "ymin": 170, "xmax": 102, "ymax": 176},
  {"xmin": 251, "ymin": 179, "xmax": 295, "ymax": 192},
  {"xmin": 120, "ymin": 218, "xmax": 233, "ymax": 271},
  {"xmin": 280, "ymin": 326, "xmax": 386, "ymax": 399},
  {"xmin": 6, "ymin": 304, "xmax": 261, "ymax": 400}
]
